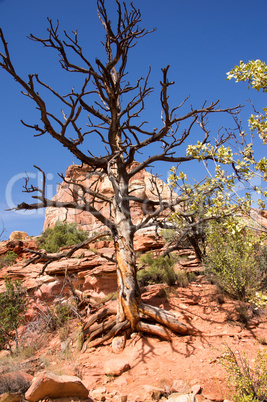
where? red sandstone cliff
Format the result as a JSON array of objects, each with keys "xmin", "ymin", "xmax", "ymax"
[{"xmin": 43, "ymin": 162, "xmax": 172, "ymax": 234}]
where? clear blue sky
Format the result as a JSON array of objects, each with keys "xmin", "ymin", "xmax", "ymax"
[{"xmin": 0, "ymin": 0, "xmax": 266, "ymax": 239}]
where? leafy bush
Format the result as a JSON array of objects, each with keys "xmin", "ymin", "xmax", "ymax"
[
  {"xmin": 249, "ymin": 291, "xmax": 267, "ymax": 310},
  {"xmin": 254, "ymin": 244, "xmax": 267, "ymax": 289},
  {"xmin": 204, "ymin": 220, "xmax": 267, "ymax": 301},
  {"xmin": 137, "ymin": 252, "xmax": 177, "ymax": 286},
  {"xmin": 176, "ymin": 270, "xmax": 196, "ymax": 287},
  {"xmin": 0, "ymin": 251, "xmax": 17, "ymax": 268},
  {"xmin": 0, "ymin": 278, "xmax": 27, "ymax": 352},
  {"xmin": 38, "ymin": 221, "xmax": 88, "ymax": 253},
  {"xmin": 221, "ymin": 346, "xmax": 267, "ymax": 402},
  {"xmin": 161, "ymin": 229, "xmax": 177, "ymax": 243}
]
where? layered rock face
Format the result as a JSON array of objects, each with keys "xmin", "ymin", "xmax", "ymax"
[
  {"xmin": 43, "ymin": 162, "xmax": 171, "ymax": 233},
  {"xmin": 0, "ymin": 163, "xmax": 174, "ymax": 301}
]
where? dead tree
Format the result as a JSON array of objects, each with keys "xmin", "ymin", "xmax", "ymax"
[{"xmin": 0, "ymin": 0, "xmax": 240, "ymax": 344}]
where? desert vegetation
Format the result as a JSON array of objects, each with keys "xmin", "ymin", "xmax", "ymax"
[
  {"xmin": 0, "ymin": 251, "xmax": 17, "ymax": 269},
  {"xmin": 0, "ymin": 0, "xmax": 267, "ymax": 400},
  {"xmin": 0, "ymin": 0, "xmax": 260, "ymax": 344},
  {"xmin": 204, "ymin": 218, "xmax": 267, "ymax": 301},
  {"xmin": 221, "ymin": 346, "xmax": 267, "ymax": 402},
  {"xmin": 38, "ymin": 221, "xmax": 89, "ymax": 253},
  {"xmin": 0, "ymin": 217, "xmax": 267, "ymax": 400},
  {"xmin": 0, "ymin": 278, "xmax": 27, "ymax": 353}
]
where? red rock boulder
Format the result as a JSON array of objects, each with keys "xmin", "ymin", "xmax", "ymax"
[{"xmin": 24, "ymin": 371, "xmax": 89, "ymax": 402}]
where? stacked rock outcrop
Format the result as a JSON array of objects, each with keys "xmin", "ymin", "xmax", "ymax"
[{"xmin": 43, "ymin": 162, "xmax": 172, "ymax": 234}]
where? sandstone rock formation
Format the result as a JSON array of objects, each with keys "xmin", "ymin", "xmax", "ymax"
[
  {"xmin": 0, "ymin": 240, "xmax": 38, "ymax": 258},
  {"xmin": 43, "ymin": 162, "xmax": 172, "ymax": 234},
  {"xmin": 24, "ymin": 371, "xmax": 89, "ymax": 402},
  {"xmin": 0, "ymin": 234, "xmax": 174, "ymax": 299},
  {"xmin": 103, "ymin": 359, "xmax": 131, "ymax": 377},
  {"xmin": 9, "ymin": 231, "xmax": 29, "ymax": 241}
]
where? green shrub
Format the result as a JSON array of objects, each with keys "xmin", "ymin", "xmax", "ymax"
[
  {"xmin": 254, "ymin": 245, "xmax": 267, "ymax": 289},
  {"xmin": 204, "ymin": 220, "xmax": 266, "ymax": 301},
  {"xmin": 137, "ymin": 252, "xmax": 177, "ymax": 286},
  {"xmin": 0, "ymin": 251, "xmax": 17, "ymax": 268},
  {"xmin": 0, "ymin": 278, "xmax": 27, "ymax": 352},
  {"xmin": 176, "ymin": 270, "xmax": 193, "ymax": 287},
  {"xmin": 38, "ymin": 221, "xmax": 88, "ymax": 253},
  {"xmin": 161, "ymin": 229, "xmax": 177, "ymax": 243},
  {"xmin": 221, "ymin": 346, "xmax": 267, "ymax": 402},
  {"xmin": 249, "ymin": 291, "xmax": 267, "ymax": 311}
]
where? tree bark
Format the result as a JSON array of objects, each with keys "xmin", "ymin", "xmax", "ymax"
[
  {"xmin": 114, "ymin": 229, "xmax": 141, "ymax": 330},
  {"xmin": 113, "ymin": 167, "xmax": 141, "ymax": 330}
]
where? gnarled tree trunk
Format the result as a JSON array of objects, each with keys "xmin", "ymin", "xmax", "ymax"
[
  {"xmin": 113, "ymin": 167, "xmax": 141, "ymax": 330},
  {"xmin": 114, "ymin": 226, "xmax": 140, "ymax": 330},
  {"xmin": 1, "ymin": 0, "xmax": 237, "ymax": 350}
]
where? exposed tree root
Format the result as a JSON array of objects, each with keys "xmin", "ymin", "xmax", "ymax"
[
  {"xmin": 83, "ymin": 307, "xmax": 117, "ymax": 333},
  {"xmin": 136, "ymin": 321, "xmax": 170, "ymax": 341},
  {"xmin": 88, "ymin": 320, "xmax": 130, "ymax": 349},
  {"xmin": 139, "ymin": 302, "xmax": 190, "ymax": 335},
  {"xmin": 81, "ymin": 301, "xmax": 191, "ymax": 350},
  {"xmin": 88, "ymin": 316, "xmax": 115, "ymax": 341}
]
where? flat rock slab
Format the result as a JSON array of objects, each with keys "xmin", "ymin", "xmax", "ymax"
[
  {"xmin": 143, "ymin": 384, "xmax": 165, "ymax": 400},
  {"xmin": 103, "ymin": 359, "xmax": 130, "ymax": 376},
  {"xmin": 24, "ymin": 371, "xmax": 89, "ymax": 402},
  {"xmin": 167, "ymin": 394, "xmax": 196, "ymax": 402},
  {"xmin": 191, "ymin": 385, "xmax": 201, "ymax": 396}
]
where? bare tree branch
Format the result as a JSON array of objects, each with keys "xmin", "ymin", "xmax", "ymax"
[
  {"xmin": 0, "ymin": 0, "xmax": 245, "ymax": 343},
  {"xmin": 24, "ymin": 230, "xmax": 111, "ymax": 274}
]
